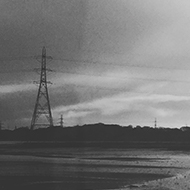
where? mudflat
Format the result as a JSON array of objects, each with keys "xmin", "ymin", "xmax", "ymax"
[{"xmin": 0, "ymin": 142, "xmax": 189, "ymax": 190}]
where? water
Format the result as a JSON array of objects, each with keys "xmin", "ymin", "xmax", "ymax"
[{"xmin": 0, "ymin": 142, "xmax": 176, "ymax": 190}]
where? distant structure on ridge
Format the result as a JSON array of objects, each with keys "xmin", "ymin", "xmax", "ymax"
[
  {"xmin": 154, "ymin": 118, "xmax": 157, "ymax": 128},
  {"xmin": 59, "ymin": 114, "xmax": 64, "ymax": 127},
  {"xmin": 30, "ymin": 47, "xmax": 54, "ymax": 130}
]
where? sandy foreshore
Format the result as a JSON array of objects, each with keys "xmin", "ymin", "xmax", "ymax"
[{"xmin": 120, "ymin": 152, "xmax": 190, "ymax": 190}]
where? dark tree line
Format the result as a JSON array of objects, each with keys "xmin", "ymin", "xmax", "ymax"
[{"xmin": 0, "ymin": 123, "xmax": 190, "ymax": 143}]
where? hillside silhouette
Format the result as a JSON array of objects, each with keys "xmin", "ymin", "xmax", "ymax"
[{"xmin": 0, "ymin": 123, "xmax": 190, "ymax": 144}]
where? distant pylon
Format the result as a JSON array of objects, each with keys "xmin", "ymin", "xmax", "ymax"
[
  {"xmin": 154, "ymin": 118, "xmax": 157, "ymax": 128},
  {"xmin": 59, "ymin": 114, "xmax": 64, "ymax": 127},
  {"xmin": 31, "ymin": 47, "xmax": 53, "ymax": 130}
]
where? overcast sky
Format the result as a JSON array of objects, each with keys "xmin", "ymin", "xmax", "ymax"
[{"xmin": 1, "ymin": 0, "xmax": 190, "ymax": 129}]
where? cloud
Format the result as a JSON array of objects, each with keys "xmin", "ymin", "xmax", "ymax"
[
  {"xmin": 64, "ymin": 110, "xmax": 94, "ymax": 119},
  {"xmin": 148, "ymin": 107, "xmax": 177, "ymax": 118},
  {"xmin": 0, "ymin": 83, "xmax": 34, "ymax": 95},
  {"xmin": 1, "ymin": 0, "xmax": 190, "ymax": 128},
  {"xmin": 53, "ymin": 91, "xmax": 190, "ymax": 121},
  {"xmin": 53, "ymin": 69, "xmax": 136, "ymax": 89}
]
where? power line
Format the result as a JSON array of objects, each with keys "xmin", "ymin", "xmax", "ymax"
[
  {"xmin": 0, "ymin": 55, "xmax": 189, "ymax": 71},
  {"xmin": 0, "ymin": 56, "xmax": 33, "ymax": 62},
  {"xmin": 52, "ymin": 83, "xmax": 190, "ymax": 97},
  {"xmin": 53, "ymin": 70, "xmax": 190, "ymax": 84},
  {"xmin": 0, "ymin": 55, "xmax": 190, "ymax": 84},
  {"xmin": 0, "ymin": 67, "xmax": 190, "ymax": 84},
  {"xmin": 0, "ymin": 69, "xmax": 34, "ymax": 74},
  {"xmin": 52, "ymin": 57, "xmax": 190, "ymax": 71}
]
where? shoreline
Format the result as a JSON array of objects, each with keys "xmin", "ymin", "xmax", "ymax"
[
  {"xmin": 139, "ymin": 170, "xmax": 190, "ymax": 190},
  {"xmin": 122, "ymin": 156, "xmax": 190, "ymax": 190}
]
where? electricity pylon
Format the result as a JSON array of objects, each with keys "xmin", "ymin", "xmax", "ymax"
[
  {"xmin": 154, "ymin": 118, "xmax": 157, "ymax": 128},
  {"xmin": 59, "ymin": 114, "xmax": 64, "ymax": 127},
  {"xmin": 31, "ymin": 47, "xmax": 53, "ymax": 130}
]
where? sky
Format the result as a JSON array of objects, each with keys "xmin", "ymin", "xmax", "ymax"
[{"xmin": 1, "ymin": 0, "xmax": 190, "ymax": 129}]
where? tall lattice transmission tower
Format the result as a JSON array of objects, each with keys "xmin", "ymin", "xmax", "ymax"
[{"xmin": 31, "ymin": 47, "xmax": 54, "ymax": 130}]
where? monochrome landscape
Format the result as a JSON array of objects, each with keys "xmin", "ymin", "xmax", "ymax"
[{"xmin": 1, "ymin": 0, "xmax": 190, "ymax": 189}]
